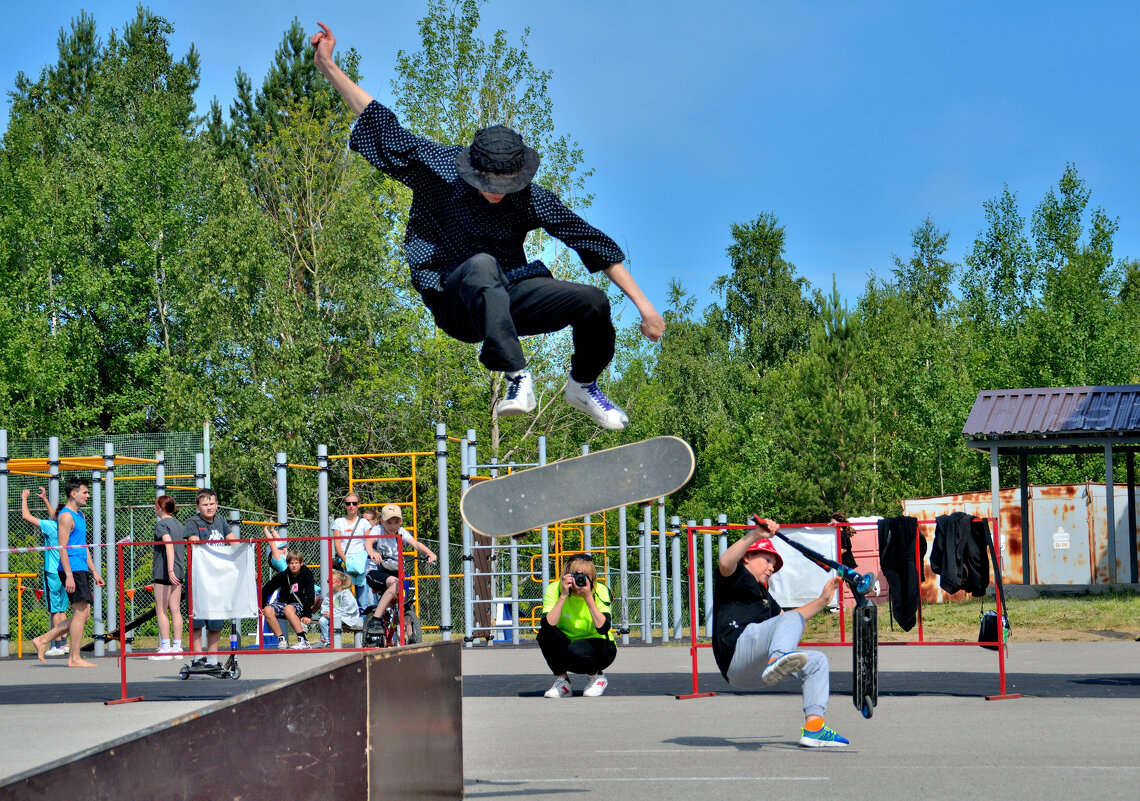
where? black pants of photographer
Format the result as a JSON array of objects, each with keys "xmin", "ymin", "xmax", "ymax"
[{"xmin": 537, "ymin": 620, "xmax": 617, "ymax": 676}]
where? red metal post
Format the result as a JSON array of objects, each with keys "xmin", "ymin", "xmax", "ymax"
[
  {"xmin": 106, "ymin": 540, "xmax": 143, "ymax": 705},
  {"xmin": 676, "ymin": 524, "xmax": 715, "ymax": 700}
]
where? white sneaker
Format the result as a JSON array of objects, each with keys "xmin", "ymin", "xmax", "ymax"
[
  {"xmin": 583, "ymin": 674, "xmax": 609, "ymax": 697},
  {"xmin": 290, "ymin": 639, "xmax": 312, "ymax": 650},
  {"xmin": 276, "ymin": 639, "xmax": 289, "ymax": 650},
  {"xmin": 543, "ymin": 676, "xmax": 572, "ymax": 699},
  {"xmin": 171, "ymin": 646, "xmax": 184, "ymax": 660},
  {"xmin": 761, "ymin": 651, "xmax": 809, "ymax": 686},
  {"xmin": 44, "ymin": 645, "xmax": 66, "ymax": 657},
  {"xmin": 564, "ymin": 375, "xmax": 628, "ymax": 430},
  {"xmin": 496, "ymin": 371, "xmax": 536, "ymax": 418},
  {"xmin": 148, "ymin": 648, "xmax": 173, "ymax": 661}
]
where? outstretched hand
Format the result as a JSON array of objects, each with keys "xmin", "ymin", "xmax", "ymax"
[
  {"xmin": 311, "ymin": 21, "xmax": 336, "ymax": 66},
  {"xmin": 750, "ymin": 515, "xmax": 778, "ymax": 538},
  {"xmin": 640, "ymin": 310, "xmax": 666, "ymax": 342}
]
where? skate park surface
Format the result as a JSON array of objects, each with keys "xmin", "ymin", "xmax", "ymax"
[{"xmin": 3, "ymin": 641, "xmax": 1138, "ymax": 800}]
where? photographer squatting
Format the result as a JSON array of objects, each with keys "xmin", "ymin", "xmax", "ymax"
[{"xmin": 537, "ymin": 553, "xmax": 615, "ymax": 698}]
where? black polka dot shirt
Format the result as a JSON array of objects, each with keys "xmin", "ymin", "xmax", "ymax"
[{"xmin": 349, "ymin": 100, "xmax": 626, "ymax": 295}]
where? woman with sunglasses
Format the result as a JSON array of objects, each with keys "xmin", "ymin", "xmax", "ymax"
[
  {"xmin": 333, "ymin": 493, "xmax": 372, "ymax": 605},
  {"xmin": 537, "ymin": 553, "xmax": 616, "ymax": 698}
]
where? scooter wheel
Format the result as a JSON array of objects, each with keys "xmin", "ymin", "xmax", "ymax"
[
  {"xmin": 229, "ymin": 665, "xmax": 242, "ymax": 680},
  {"xmin": 861, "ymin": 695, "xmax": 874, "ymax": 719},
  {"xmin": 178, "ymin": 666, "xmax": 190, "ymax": 680}
]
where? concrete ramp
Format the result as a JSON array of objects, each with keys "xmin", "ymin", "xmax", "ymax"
[{"xmin": 1, "ymin": 642, "xmax": 462, "ymax": 800}]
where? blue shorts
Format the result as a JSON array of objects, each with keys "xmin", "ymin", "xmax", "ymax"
[{"xmin": 44, "ymin": 570, "xmax": 69, "ymax": 614}]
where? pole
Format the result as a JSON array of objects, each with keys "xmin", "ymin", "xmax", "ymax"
[
  {"xmin": 92, "ymin": 471, "xmax": 104, "ymax": 657},
  {"xmin": 1105, "ymin": 444, "xmax": 1117, "ymax": 584},
  {"xmin": 702, "ymin": 518, "xmax": 713, "ymax": 637},
  {"xmin": 318, "ymin": 445, "xmax": 331, "ymax": 646},
  {"xmin": 203, "ymin": 420, "xmax": 211, "ymax": 489},
  {"xmin": 230, "ymin": 511, "xmax": 241, "ymax": 649},
  {"xmin": 435, "ymin": 424, "xmax": 452, "ymax": 642},
  {"xmin": 581, "ymin": 444, "xmax": 592, "ymax": 551},
  {"xmin": 538, "ymin": 436, "xmax": 549, "ymax": 588},
  {"xmin": 658, "ymin": 498, "xmax": 669, "ymax": 644},
  {"xmin": 618, "ymin": 505, "xmax": 629, "ymax": 645},
  {"xmin": 671, "ymin": 518, "xmax": 683, "ymax": 639},
  {"xmin": 462, "ymin": 431, "xmax": 475, "ymax": 647},
  {"xmin": 1127, "ymin": 451, "xmax": 1137, "ymax": 584},
  {"xmin": 641, "ymin": 505, "xmax": 652, "ymax": 643},
  {"xmin": 717, "ymin": 514, "xmax": 728, "ymax": 559},
  {"xmin": 195, "ymin": 453, "xmax": 205, "ymax": 490},
  {"xmin": 275, "ymin": 452, "xmax": 288, "ymax": 541},
  {"xmin": 48, "ymin": 437, "xmax": 59, "ymax": 511},
  {"xmin": 105, "ymin": 443, "xmax": 117, "ymax": 652},
  {"xmin": 0, "ymin": 430, "xmax": 8, "ymax": 658}
]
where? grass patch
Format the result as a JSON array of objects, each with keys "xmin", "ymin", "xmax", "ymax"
[{"xmin": 802, "ymin": 590, "xmax": 1140, "ymax": 642}]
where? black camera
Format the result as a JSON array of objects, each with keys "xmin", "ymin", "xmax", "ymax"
[{"xmin": 570, "ymin": 571, "xmax": 590, "ymax": 588}]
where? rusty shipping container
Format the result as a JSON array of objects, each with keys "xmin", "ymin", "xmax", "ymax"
[{"xmin": 902, "ymin": 484, "xmax": 1140, "ymax": 596}]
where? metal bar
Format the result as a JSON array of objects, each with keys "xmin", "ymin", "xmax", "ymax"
[
  {"xmin": 702, "ymin": 519, "xmax": 713, "ymax": 637},
  {"xmin": 581, "ymin": 444, "xmax": 592, "ymax": 551},
  {"xmin": 0, "ymin": 430, "xmax": 8, "ymax": 659},
  {"xmin": 539, "ymin": 437, "xmax": 549, "ymax": 589},
  {"xmin": 618, "ymin": 505, "xmax": 629, "ymax": 645},
  {"xmin": 658, "ymin": 499, "xmax": 669, "ymax": 643},
  {"xmin": 91, "ymin": 471, "xmax": 104, "ymax": 657},
  {"xmin": 318, "ymin": 444, "xmax": 330, "ymax": 644},
  {"xmin": 106, "ymin": 443, "xmax": 118, "ymax": 650},
  {"xmin": 462, "ymin": 431, "xmax": 475, "ymax": 647},
  {"xmin": 671, "ymin": 517, "xmax": 683, "ymax": 639},
  {"xmin": 1128, "ymin": 451, "xmax": 1137, "ymax": 584},
  {"xmin": 436, "ymin": 424, "xmax": 452, "ymax": 642},
  {"xmin": 1105, "ymin": 443, "xmax": 1117, "ymax": 584}
]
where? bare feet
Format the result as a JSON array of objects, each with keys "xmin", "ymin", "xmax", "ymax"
[
  {"xmin": 33, "ymin": 636, "xmax": 49, "ymax": 664},
  {"xmin": 68, "ymin": 658, "xmax": 98, "ymax": 668}
]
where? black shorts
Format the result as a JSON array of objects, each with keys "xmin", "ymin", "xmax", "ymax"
[
  {"xmin": 61, "ymin": 571, "xmax": 94, "ymax": 605},
  {"xmin": 194, "ymin": 618, "xmax": 227, "ymax": 632},
  {"xmin": 365, "ymin": 567, "xmax": 399, "ymax": 592}
]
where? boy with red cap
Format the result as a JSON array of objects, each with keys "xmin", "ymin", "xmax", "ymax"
[{"xmin": 713, "ymin": 518, "xmax": 849, "ymax": 747}]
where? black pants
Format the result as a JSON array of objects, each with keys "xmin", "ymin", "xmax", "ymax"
[
  {"xmin": 536, "ymin": 620, "xmax": 617, "ymax": 676},
  {"xmin": 425, "ymin": 253, "xmax": 615, "ymax": 382}
]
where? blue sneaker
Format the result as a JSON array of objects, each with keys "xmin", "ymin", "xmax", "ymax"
[
  {"xmin": 565, "ymin": 375, "xmax": 629, "ymax": 430},
  {"xmin": 761, "ymin": 651, "xmax": 808, "ymax": 686},
  {"xmin": 799, "ymin": 723, "xmax": 850, "ymax": 748}
]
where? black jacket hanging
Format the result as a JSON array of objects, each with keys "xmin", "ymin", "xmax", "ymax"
[
  {"xmin": 930, "ymin": 511, "xmax": 991, "ymax": 597},
  {"xmin": 877, "ymin": 516, "xmax": 925, "ymax": 631}
]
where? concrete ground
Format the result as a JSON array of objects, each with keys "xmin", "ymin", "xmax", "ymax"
[{"xmin": 2, "ymin": 641, "xmax": 1139, "ymax": 800}]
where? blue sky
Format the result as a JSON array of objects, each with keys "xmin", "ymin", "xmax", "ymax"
[{"xmin": 5, "ymin": 1, "xmax": 1139, "ymax": 320}]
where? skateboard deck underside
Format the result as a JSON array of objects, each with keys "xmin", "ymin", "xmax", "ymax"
[{"xmin": 460, "ymin": 436, "xmax": 694, "ymax": 537}]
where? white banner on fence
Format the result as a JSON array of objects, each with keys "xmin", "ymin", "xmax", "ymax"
[
  {"xmin": 766, "ymin": 528, "xmax": 839, "ymax": 610},
  {"xmin": 191, "ymin": 542, "xmax": 259, "ymax": 619}
]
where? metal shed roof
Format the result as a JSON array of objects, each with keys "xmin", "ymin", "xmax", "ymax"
[{"xmin": 963, "ymin": 385, "xmax": 1140, "ymax": 445}]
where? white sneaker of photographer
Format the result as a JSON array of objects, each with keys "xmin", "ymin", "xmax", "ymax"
[
  {"xmin": 564, "ymin": 375, "xmax": 629, "ymax": 431},
  {"xmin": 583, "ymin": 674, "xmax": 609, "ymax": 697},
  {"xmin": 543, "ymin": 676, "xmax": 571, "ymax": 699},
  {"xmin": 496, "ymin": 370, "xmax": 536, "ymax": 418}
]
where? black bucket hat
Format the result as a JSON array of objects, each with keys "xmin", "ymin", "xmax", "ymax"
[{"xmin": 455, "ymin": 125, "xmax": 540, "ymax": 194}]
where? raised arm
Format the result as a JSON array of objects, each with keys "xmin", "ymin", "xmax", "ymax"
[
  {"xmin": 20, "ymin": 489, "xmax": 38, "ymax": 526},
  {"xmin": 602, "ymin": 263, "xmax": 666, "ymax": 342},
  {"xmin": 311, "ymin": 21, "xmax": 374, "ymax": 115},
  {"xmin": 718, "ymin": 518, "xmax": 778, "ymax": 577},
  {"xmin": 36, "ymin": 487, "xmax": 57, "ymax": 521}
]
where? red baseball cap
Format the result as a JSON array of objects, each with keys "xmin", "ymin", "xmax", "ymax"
[{"xmin": 745, "ymin": 538, "xmax": 783, "ymax": 572}]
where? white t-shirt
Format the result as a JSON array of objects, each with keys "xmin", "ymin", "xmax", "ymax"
[
  {"xmin": 369, "ymin": 525, "xmax": 415, "ymax": 570},
  {"xmin": 332, "ymin": 516, "xmax": 369, "ymax": 559}
]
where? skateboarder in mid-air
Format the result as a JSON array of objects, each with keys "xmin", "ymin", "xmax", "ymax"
[
  {"xmin": 713, "ymin": 519, "xmax": 850, "ymax": 748},
  {"xmin": 311, "ymin": 22, "xmax": 665, "ymax": 430}
]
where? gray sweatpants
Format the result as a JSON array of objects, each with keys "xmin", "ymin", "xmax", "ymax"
[{"xmin": 725, "ymin": 611, "xmax": 830, "ymax": 718}]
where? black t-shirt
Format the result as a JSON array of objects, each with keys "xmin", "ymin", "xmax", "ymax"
[{"xmin": 712, "ymin": 562, "xmax": 782, "ymax": 679}]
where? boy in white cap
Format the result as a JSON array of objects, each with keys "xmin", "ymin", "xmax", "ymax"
[
  {"xmin": 713, "ymin": 518, "xmax": 849, "ymax": 747},
  {"xmin": 364, "ymin": 504, "xmax": 437, "ymax": 623}
]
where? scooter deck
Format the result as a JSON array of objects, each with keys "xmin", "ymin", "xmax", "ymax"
[{"xmin": 852, "ymin": 599, "xmax": 878, "ymax": 718}]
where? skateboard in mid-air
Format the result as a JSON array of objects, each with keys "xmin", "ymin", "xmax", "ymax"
[{"xmin": 460, "ymin": 436, "xmax": 695, "ymax": 538}]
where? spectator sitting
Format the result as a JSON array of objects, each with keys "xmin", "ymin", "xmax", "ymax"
[
  {"xmin": 21, "ymin": 488, "xmax": 69, "ymax": 657},
  {"xmin": 318, "ymin": 569, "xmax": 362, "ymax": 648},
  {"xmin": 261, "ymin": 550, "xmax": 317, "ymax": 650}
]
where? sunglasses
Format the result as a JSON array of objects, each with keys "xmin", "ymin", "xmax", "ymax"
[
  {"xmin": 566, "ymin": 552, "xmax": 594, "ymax": 562},
  {"xmin": 345, "ymin": 501, "xmax": 360, "ymax": 507}
]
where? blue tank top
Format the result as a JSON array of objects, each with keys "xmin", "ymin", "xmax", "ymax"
[{"xmin": 58, "ymin": 507, "xmax": 88, "ymax": 572}]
